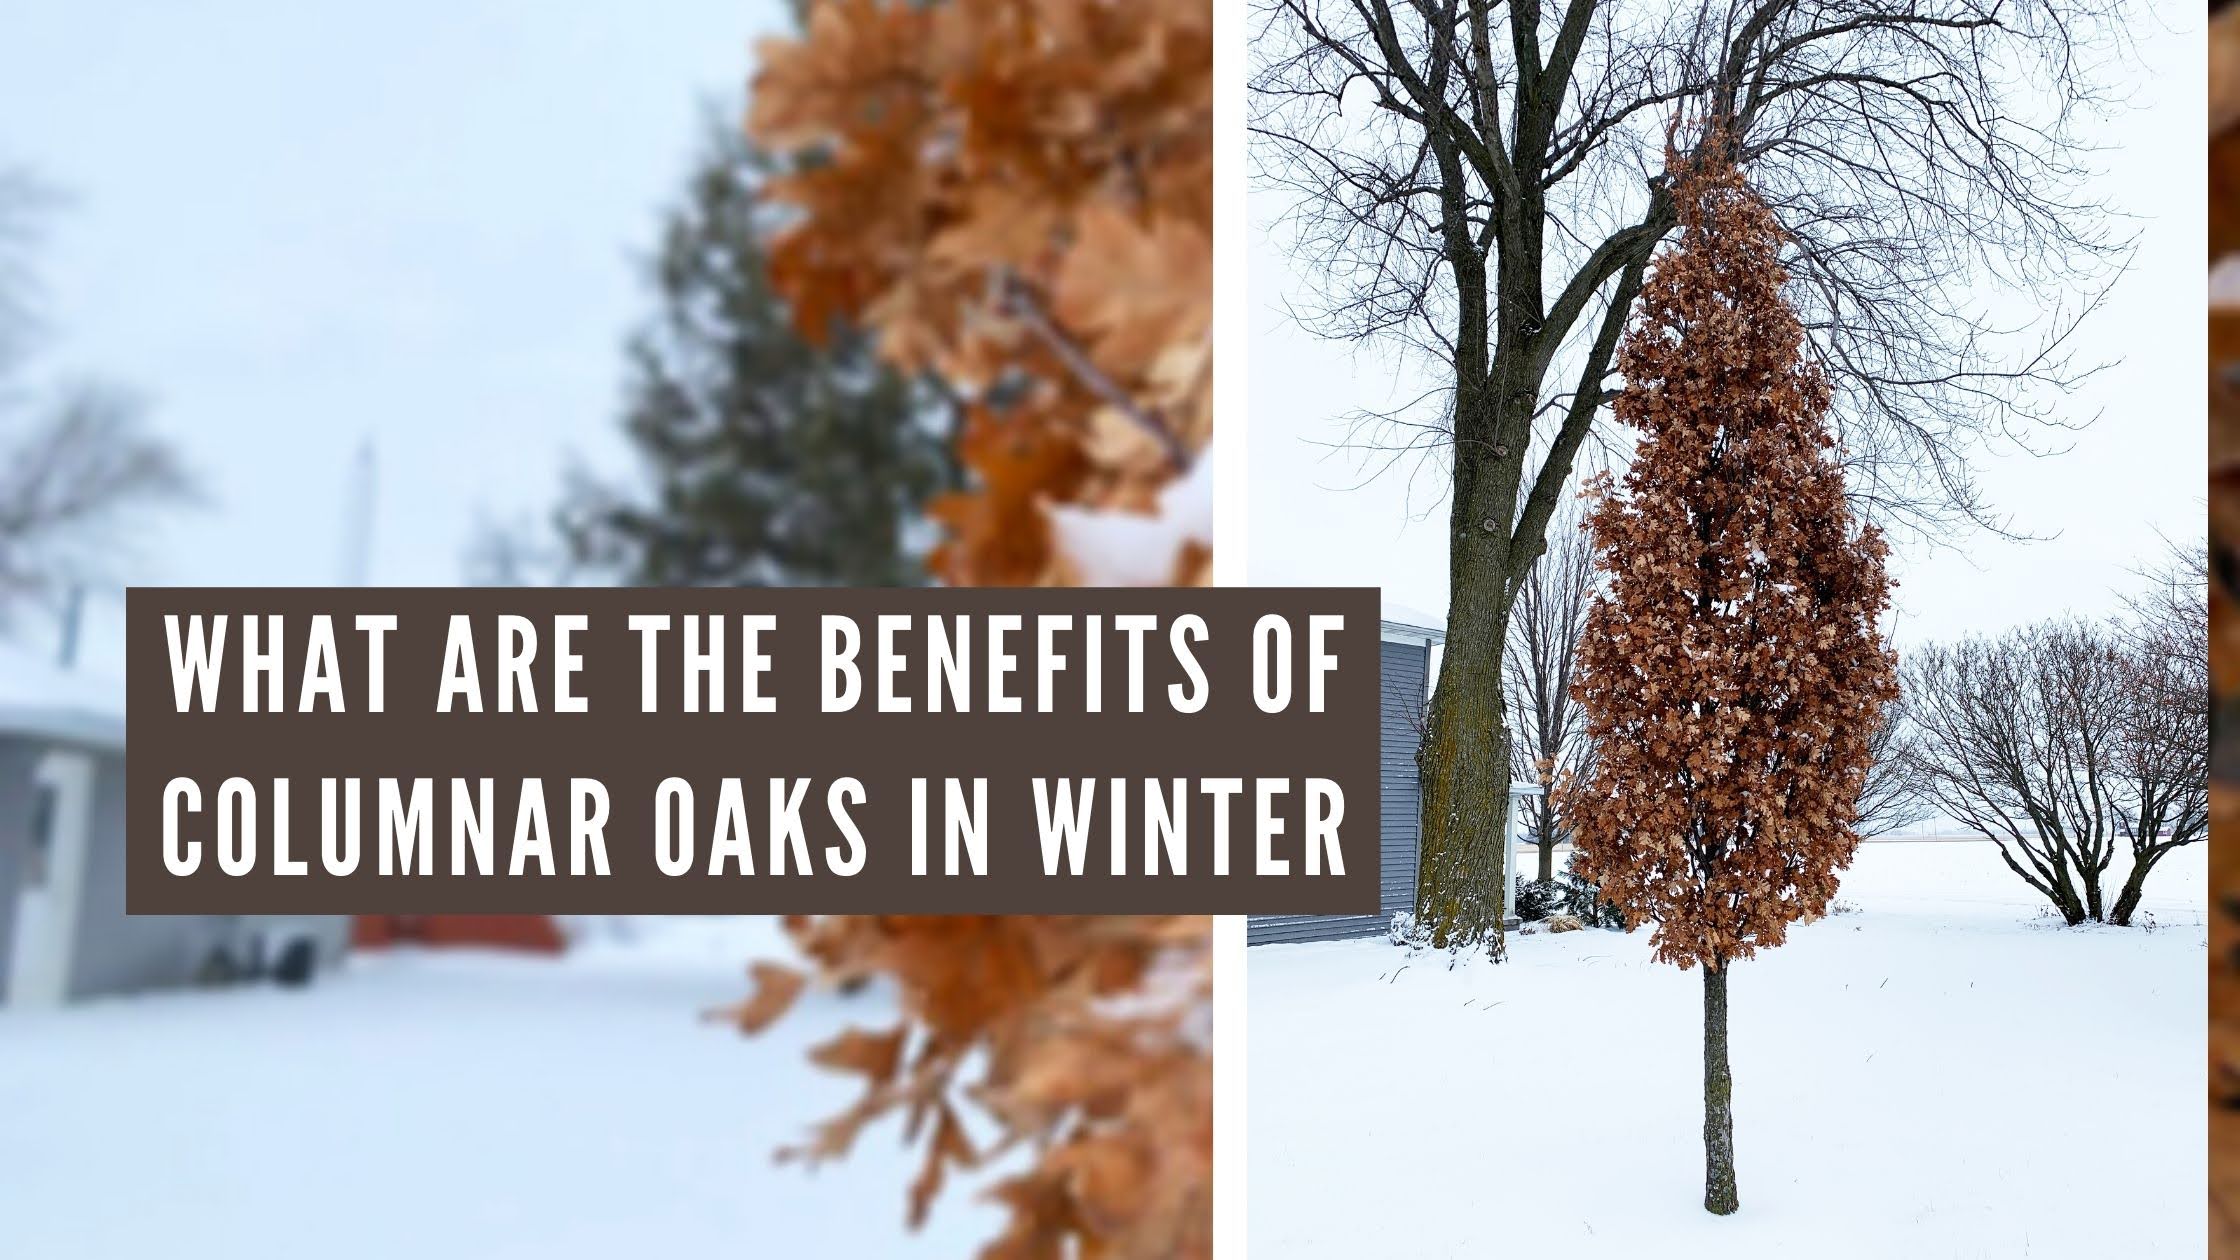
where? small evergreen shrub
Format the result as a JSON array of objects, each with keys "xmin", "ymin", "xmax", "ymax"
[
  {"xmin": 1556, "ymin": 856, "xmax": 1627, "ymax": 929},
  {"xmin": 1512, "ymin": 877, "xmax": 1558, "ymax": 923}
]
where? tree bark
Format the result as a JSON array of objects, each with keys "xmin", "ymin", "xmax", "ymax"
[
  {"xmin": 2047, "ymin": 856, "xmax": 2090, "ymax": 926},
  {"xmin": 1988, "ymin": 841, "xmax": 2090, "ymax": 925},
  {"xmin": 1414, "ymin": 615, "xmax": 1513, "ymax": 953},
  {"xmin": 1415, "ymin": 430, "xmax": 1523, "ymax": 952},
  {"xmin": 2054, "ymin": 885, "xmax": 2088, "ymax": 926},
  {"xmin": 1703, "ymin": 962, "xmax": 1738, "ymax": 1216},
  {"xmin": 2110, "ymin": 849, "xmax": 2162, "ymax": 927},
  {"xmin": 1537, "ymin": 837, "xmax": 1555, "ymax": 884}
]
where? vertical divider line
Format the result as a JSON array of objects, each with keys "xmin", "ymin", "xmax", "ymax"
[{"xmin": 1210, "ymin": 0, "xmax": 1249, "ymax": 1254}]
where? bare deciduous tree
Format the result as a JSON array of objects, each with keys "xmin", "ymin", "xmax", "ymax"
[
  {"xmin": 2106, "ymin": 541, "xmax": 2209, "ymax": 924},
  {"xmin": 1504, "ymin": 496, "xmax": 1594, "ymax": 883},
  {"xmin": 1252, "ymin": 0, "xmax": 2135, "ymax": 951},
  {"xmin": 0, "ymin": 386, "xmax": 192, "ymax": 607},
  {"xmin": 1902, "ymin": 619, "xmax": 2129, "ymax": 925},
  {"xmin": 0, "ymin": 171, "xmax": 191, "ymax": 615},
  {"xmin": 1904, "ymin": 551, "xmax": 2206, "ymax": 930},
  {"xmin": 1854, "ymin": 698, "xmax": 1927, "ymax": 836}
]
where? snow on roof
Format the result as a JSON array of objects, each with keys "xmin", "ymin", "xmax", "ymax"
[
  {"xmin": 0, "ymin": 641, "xmax": 125, "ymax": 751},
  {"xmin": 1380, "ymin": 600, "xmax": 1445, "ymax": 643}
]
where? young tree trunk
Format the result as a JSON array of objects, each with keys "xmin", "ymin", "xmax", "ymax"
[
  {"xmin": 1703, "ymin": 962, "xmax": 1738, "ymax": 1216},
  {"xmin": 1537, "ymin": 837, "xmax": 1555, "ymax": 884}
]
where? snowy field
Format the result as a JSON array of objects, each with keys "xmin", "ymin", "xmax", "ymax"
[
  {"xmin": 1247, "ymin": 839, "xmax": 2207, "ymax": 1259},
  {"xmin": 0, "ymin": 918, "xmax": 1001, "ymax": 1258}
]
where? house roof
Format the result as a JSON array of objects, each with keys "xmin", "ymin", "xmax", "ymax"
[
  {"xmin": 1379, "ymin": 600, "xmax": 1445, "ymax": 646},
  {"xmin": 0, "ymin": 642, "xmax": 125, "ymax": 752}
]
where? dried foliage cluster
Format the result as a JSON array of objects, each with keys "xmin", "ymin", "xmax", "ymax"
[
  {"xmin": 730, "ymin": 916, "xmax": 1211, "ymax": 1258},
  {"xmin": 1561, "ymin": 145, "xmax": 1898, "ymax": 973},
  {"xmin": 750, "ymin": 0, "xmax": 1212, "ymax": 587},
  {"xmin": 728, "ymin": 4, "xmax": 1214, "ymax": 1256}
]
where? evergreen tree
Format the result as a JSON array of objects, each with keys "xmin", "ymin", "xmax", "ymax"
[
  {"xmin": 563, "ymin": 120, "xmax": 956, "ymax": 587},
  {"xmin": 1559, "ymin": 139, "xmax": 1898, "ymax": 1216}
]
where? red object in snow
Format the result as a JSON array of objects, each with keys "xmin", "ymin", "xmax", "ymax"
[{"xmin": 352, "ymin": 915, "xmax": 566, "ymax": 954}]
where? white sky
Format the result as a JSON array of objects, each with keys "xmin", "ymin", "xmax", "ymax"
[
  {"xmin": 1244, "ymin": 11, "xmax": 2206, "ymax": 650},
  {"xmin": 0, "ymin": 1, "xmax": 781, "ymax": 671}
]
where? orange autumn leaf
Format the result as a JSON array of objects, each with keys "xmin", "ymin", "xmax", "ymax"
[
  {"xmin": 727, "ymin": 962, "xmax": 807, "ymax": 1034},
  {"xmin": 808, "ymin": 1025, "xmax": 909, "ymax": 1084},
  {"xmin": 907, "ymin": 1103, "xmax": 981, "ymax": 1229},
  {"xmin": 926, "ymin": 407, "xmax": 1092, "ymax": 587}
]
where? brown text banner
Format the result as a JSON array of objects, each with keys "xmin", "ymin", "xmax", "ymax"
[{"xmin": 126, "ymin": 587, "xmax": 1383, "ymax": 915}]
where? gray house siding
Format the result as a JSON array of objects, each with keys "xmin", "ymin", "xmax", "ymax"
[
  {"xmin": 66, "ymin": 749, "xmax": 216, "ymax": 997},
  {"xmin": 1247, "ymin": 637, "xmax": 1428, "ymax": 946},
  {"xmin": 0, "ymin": 736, "xmax": 41, "ymax": 1000},
  {"xmin": 62, "ymin": 749, "xmax": 349, "ymax": 1000},
  {"xmin": 0, "ymin": 726, "xmax": 351, "ymax": 1006}
]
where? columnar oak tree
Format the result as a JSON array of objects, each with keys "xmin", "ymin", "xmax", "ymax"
[{"xmin": 1560, "ymin": 142, "xmax": 1897, "ymax": 1216}]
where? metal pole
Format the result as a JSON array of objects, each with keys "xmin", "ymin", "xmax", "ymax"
[{"xmin": 56, "ymin": 583, "xmax": 83, "ymax": 670}]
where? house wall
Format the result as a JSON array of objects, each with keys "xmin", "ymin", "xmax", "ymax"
[
  {"xmin": 0, "ymin": 736, "xmax": 41, "ymax": 1001},
  {"xmin": 1247, "ymin": 637, "xmax": 1430, "ymax": 946},
  {"xmin": 64, "ymin": 748, "xmax": 218, "ymax": 997},
  {"xmin": 64, "ymin": 751, "xmax": 350, "ymax": 1001}
]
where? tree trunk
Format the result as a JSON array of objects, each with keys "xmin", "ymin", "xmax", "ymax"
[
  {"xmin": 1702, "ymin": 962, "xmax": 1738, "ymax": 1216},
  {"xmin": 1412, "ymin": 391, "xmax": 1525, "ymax": 955},
  {"xmin": 2046, "ymin": 859, "xmax": 2089, "ymax": 926},
  {"xmin": 1414, "ymin": 656, "xmax": 1512, "ymax": 953},
  {"xmin": 2109, "ymin": 850, "xmax": 2161, "ymax": 927},
  {"xmin": 1537, "ymin": 837, "xmax": 1555, "ymax": 884},
  {"xmin": 2054, "ymin": 891, "xmax": 2087, "ymax": 926}
]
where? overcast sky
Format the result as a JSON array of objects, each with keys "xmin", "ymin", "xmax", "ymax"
[
  {"xmin": 0, "ymin": 4, "xmax": 2208, "ymax": 678},
  {"xmin": 1245, "ymin": 12, "xmax": 2205, "ymax": 650},
  {"xmin": 1, "ymin": 1, "xmax": 780, "ymax": 671}
]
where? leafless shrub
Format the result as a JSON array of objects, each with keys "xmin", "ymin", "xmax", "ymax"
[{"xmin": 1901, "ymin": 593, "xmax": 2205, "ymax": 927}]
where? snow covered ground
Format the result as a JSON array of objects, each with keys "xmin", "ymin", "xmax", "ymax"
[
  {"xmin": 1247, "ymin": 839, "xmax": 2207, "ymax": 1259},
  {"xmin": 0, "ymin": 917, "xmax": 1003, "ymax": 1257}
]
